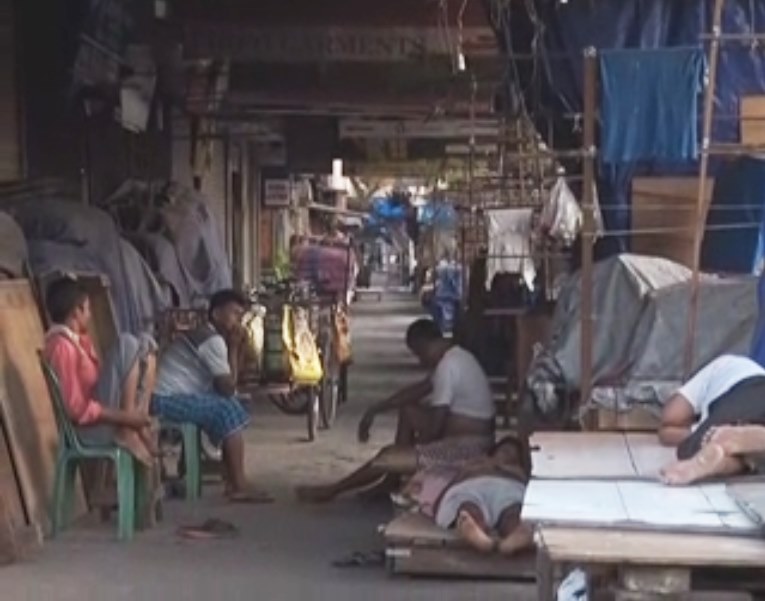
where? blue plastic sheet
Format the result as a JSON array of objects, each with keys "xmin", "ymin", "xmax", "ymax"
[
  {"xmin": 600, "ymin": 48, "xmax": 705, "ymax": 163},
  {"xmin": 701, "ymin": 156, "xmax": 765, "ymax": 274},
  {"xmin": 492, "ymin": 0, "xmax": 765, "ymax": 255}
]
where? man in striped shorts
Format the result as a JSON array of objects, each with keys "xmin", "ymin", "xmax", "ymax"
[{"xmin": 151, "ymin": 289, "xmax": 270, "ymax": 503}]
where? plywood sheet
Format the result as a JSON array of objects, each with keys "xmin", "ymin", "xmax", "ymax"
[
  {"xmin": 531, "ymin": 432, "xmax": 675, "ymax": 480},
  {"xmin": 531, "ymin": 432, "xmax": 634, "ymax": 479},
  {"xmin": 631, "ymin": 177, "xmax": 713, "ymax": 268},
  {"xmin": 741, "ymin": 96, "xmax": 765, "ymax": 146},
  {"xmin": 523, "ymin": 479, "xmax": 757, "ymax": 535},
  {"xmin": 539, "ymin": 526, "xmax": 765, "ymax": 568},
  {"xmin": 0, "ymin": 280, "xmax": 62, "ymax": 533},
  {"xmin": 625, "ymin": 433, "xmax": 676, "ymax": 479},
  {"xmin": 0, "ymin": 421, "xmax": 24, "ymax": 528}
]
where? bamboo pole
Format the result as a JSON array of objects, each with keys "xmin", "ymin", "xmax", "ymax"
[
  {"xmin": 580, "ymin": 48, "xmax": 598, "ymax": 415},
  {"xmin": 684, "ymin": 0, "xmax": 726, "ymax": 377}
]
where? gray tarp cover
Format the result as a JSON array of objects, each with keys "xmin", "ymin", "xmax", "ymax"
[
  {"xmin": 0, "ymin": 211, "xmax": 27, "ymax": 277},
  {"xmin": 1, "ymin": 196, "xmax": 169, "ymax": 334},
  {"xmin": 100, "ymin": 180, "xmax": 232, "ymax": 307},
  {"xmin": 526, "ymin": 254, "xmax": 757, "ymax": 418}
]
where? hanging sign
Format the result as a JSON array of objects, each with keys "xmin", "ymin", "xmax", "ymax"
[{"xmin": 263, "ymin": 178, "xmax": 291, "ymax": 208}]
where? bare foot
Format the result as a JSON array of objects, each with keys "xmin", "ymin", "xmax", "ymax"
[
  {"xmin": 707, "ymin": 425, "xmax": 765, "ymax": 455},
  {"xmin": 295, "ymin": 485, "xmax": 337, "ymax": 504},
  {"xmin": 497, "ymin": 525, "xmax": 534, "ymax": 556},
  {"xmin": 114, "ymin": 429, "xmax": 153, "ymax": 467},
  {"xmin": 660, "ymin": 443, "xmax": 727, "ymax": 486},
  {"xmin": 456, "ymin": 510, "xmax": 496, "ymax": 553}
]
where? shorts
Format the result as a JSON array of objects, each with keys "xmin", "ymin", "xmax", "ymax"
[
  {"xmin": 151, "ymin": 393, "xmax": 250, "ymax": 447},
  {"xmin": 416, "ymin": 435, "xmax": 494, "ymax": 470}
]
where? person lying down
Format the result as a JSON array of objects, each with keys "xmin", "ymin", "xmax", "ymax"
[
  {"xmin": 397, "ymin": 435, "xmax": 534, "ymax": 556},
  {"xmin": 659, "ymin": 354, "xmax": 765, "ymax": 485}
]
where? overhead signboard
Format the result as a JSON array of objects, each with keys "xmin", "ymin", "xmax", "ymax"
[
  {"xmin": 339, "ymin": 118, "xmax": 500, "ymax": 140},
  {"xmin": 184, "ymin": 25, "xmax": 497, "ymax": 63}
]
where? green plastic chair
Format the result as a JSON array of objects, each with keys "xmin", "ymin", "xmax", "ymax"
[
  {"xmin": 160, "ymin": 420, "xmax": 201, "ymax": 500},
  {"xmin": 39, "ymin": 354, "xmax": 146, "ymax": 542}
]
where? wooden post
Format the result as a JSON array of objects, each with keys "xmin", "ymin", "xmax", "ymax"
[
  {"xmin": 684, "ymin": 0, "xmax": 726, "ymax": 377},
  {"xmin": 580, "ymin": 47, "xmax": 598, "ymax": 416}
]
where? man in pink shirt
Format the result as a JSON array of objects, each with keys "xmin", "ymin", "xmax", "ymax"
[{"xmin": 44, "ymin": 277, "xmax": 156, "ymax": 465}]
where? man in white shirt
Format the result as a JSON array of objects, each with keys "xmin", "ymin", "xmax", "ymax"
[
  {"xmin": 297, "ymin": 318, "xmax": 495, "ymax": 503},
  {"xmin": 659, "ymin": 354, "xmax": 765, "ymax": 446},
  {"xmin": 659, "ymin": 354, "xmax": 765, "ymax": 485}
]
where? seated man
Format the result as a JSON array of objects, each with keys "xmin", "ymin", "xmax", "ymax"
[
  {"xmin": 297, "ymin": 318, "xmax": 495, "ymax": 503},
  {"xmin": 402, "ymin": 434, "xmax": 533, "ymax": 556},
  {"xmin": 659, "ymin": 354, "xmax": 765, "ymax": 485},
  {"xmin": 151, "ymin": 289, "xmax": 269, "ymax": 503},
  {"xmin": 44, "ymin": 277, "xmax": 157, "ymax": 465}
]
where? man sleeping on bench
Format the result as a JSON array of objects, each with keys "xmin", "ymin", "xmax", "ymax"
[
  {"xmin": 397, "ymin": 434, "xmax": 534, "ymax": 556},
  {"xmin": 659, "ymin": 354, "xmax": 765, "ymax": 485}
]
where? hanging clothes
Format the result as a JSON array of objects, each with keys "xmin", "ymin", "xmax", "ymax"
[
  {"xmin": 486, "ymin": 208, "xmax": 536, "ymax": 291},
  {"xmin": 600, "ymin": 47, "xmax": 706, "ymax": 164}
]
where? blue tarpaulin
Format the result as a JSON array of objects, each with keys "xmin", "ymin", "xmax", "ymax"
[
  {"xmin": 701, "ymin": 157, "xmax": 765, "ymax": 274},
  {"xmin": 491, "ymin": 0, "xmax": 765, "ymax": 257}
]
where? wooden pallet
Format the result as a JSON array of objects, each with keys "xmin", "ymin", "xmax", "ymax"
[{"xmin": 383, "ymin": 512, "xmax": 536, "ymax": 580}]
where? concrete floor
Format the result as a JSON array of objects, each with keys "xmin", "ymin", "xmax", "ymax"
[{"xmin": 5, "ymin": 293, "xmax": 535, "ymax": 600}]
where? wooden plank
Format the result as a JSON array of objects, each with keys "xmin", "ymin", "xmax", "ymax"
[
  {"xmin": 384, "ymin": 512, "xmax": 463, "ymax": 547},
  {"xmin": 538, "ymin": 527, "xmax": 765, "ymax": 568},
  {"xmin": 0, "ymin": 280, "xmax": 68, "ymax": 533},
  {"xmin": 614, "ymin": 592, "xmax": 751, "ymax": 601},
  {"xmin": 741, "ymin": 96, "xmax": 765, "ymax": 146},
  {"xmin": 625, "ymin": 433, "xmax": 676, "ymax": 480},
  {"xmin": 531, "ymin": 432, "xmax": 635, "ymax": 479},
  {"xmin": 727, "ymin": 481, "xmax": 765, "ymax": 532},
  {"xmin": 587, "ymin": 406, "xmax": 662, "ymax": 433},
  {"xmin": 0, "ymin": 417, "xmax": 24, "ymax": 527},
  {"xmin": 531, "ymin": 432, "xmax": 673, "ymax": 480},
  {"xmin": 387, "ymin": 545, "xmax": 535, "ymax": 580}
]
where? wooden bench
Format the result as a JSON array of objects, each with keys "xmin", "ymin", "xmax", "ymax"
[{"xmin": 383, "ymin": 512, "xmax": 536, "ymax": 580}]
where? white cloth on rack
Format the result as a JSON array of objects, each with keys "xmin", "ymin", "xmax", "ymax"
[
  {"xmin": 540, "ymin": 177, "xmax": 582, "ymax": 245},
  {"xmin": 486, "ymin": 208, "xmax": 536, "ymax": 291},
  {"xmin": 539, "ymin": 177, "xmax": 604, "ymax": 245}
]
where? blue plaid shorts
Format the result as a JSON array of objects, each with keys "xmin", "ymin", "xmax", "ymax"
[{"xmin": 151, "ymin": 393, "xmax": 250, "ymax": 447}]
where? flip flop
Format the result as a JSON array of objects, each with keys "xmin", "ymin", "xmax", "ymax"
[
  {"xmin": 177, "ymin": 518, "xmax": 239, "ymax": 540},
  {"xmin": 332, "ymin": 550, "xmax": 385, "ymax": 568}
]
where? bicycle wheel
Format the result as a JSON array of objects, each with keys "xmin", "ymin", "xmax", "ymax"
[
  {"xmin": 306, "ymin": 387, "xmax": 320, "ymax": 442},
  {"xmin": 319, "ymin": 335, "xmax": 339, "ymax": 429}
]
